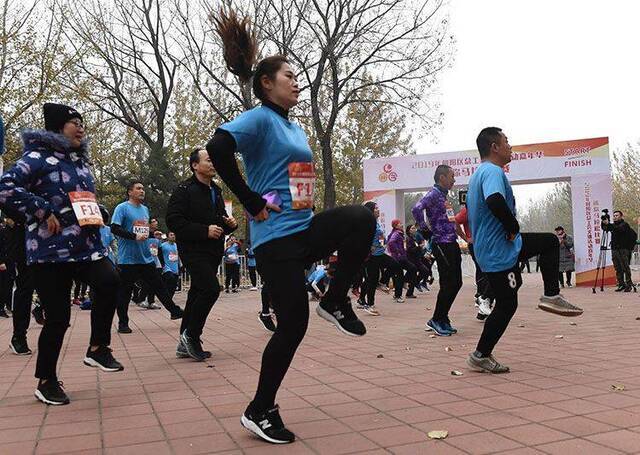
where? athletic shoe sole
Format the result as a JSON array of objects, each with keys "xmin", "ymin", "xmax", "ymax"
[
  {"xmin": 258, "ymin": 314, "xmax": 276, "ymax": 332},
  {"xmin": 240, "ymin": 414, "xmax": 293, "ymax": 444},
  {"xmin": 315, "ymin": 306, "xmax": 364, "ymax": 337},
  {"xmin": 83, "ymin": 357, "xmax": 124, "ymax": 372},
  {"xmin": 180, "ymin": 333, "xmax": 206, "ymax": 361},
  {"xmin": 466, "ymin": 356, "xmax": 510, "ymax": 374},
  {"xmin": 537, "ymin": 302, "xmax": 583, "ymax": 317},
  {"xmin": 10, "ymin": 343, "xmax": 31, "ymax": 356},
  {"xmin": 424, "ymin": 323, "xmax": 452, "ymax": 336},
  {"xmin": 34, "ymin": 389, "xmax": 69, "ymax": 405}
]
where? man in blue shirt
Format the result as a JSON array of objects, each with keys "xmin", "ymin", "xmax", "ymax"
[
  {"xmin": 111, "ymin": 181, "xmax": 183, "ymax": 333},
  {"xmin": 466, "ymin": 127, "xmax": 583, "ymax": 374}
]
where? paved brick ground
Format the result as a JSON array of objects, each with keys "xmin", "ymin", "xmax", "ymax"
[{"xmin": 2, "ymin": 273, "xmax": 640, "ymax": 454}]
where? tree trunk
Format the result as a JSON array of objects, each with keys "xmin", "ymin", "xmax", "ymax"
[{"xmin": 320, "ymin": 136, "xmax": 336, "ymax": 209}]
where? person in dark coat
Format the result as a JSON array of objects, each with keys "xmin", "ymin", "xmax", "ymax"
[{"xmin": 555, "ymin": 226, "xmax": 575, "ymax": 287}]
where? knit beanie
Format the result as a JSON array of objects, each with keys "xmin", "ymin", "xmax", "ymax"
[{"xmin": 43, "ymin": 103, "xmax": 83, "ymax": 132}]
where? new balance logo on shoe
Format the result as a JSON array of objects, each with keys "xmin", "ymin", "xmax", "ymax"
[{"xmin": 259, "ymin": 419, "xmax": 272, "ymax": 430}]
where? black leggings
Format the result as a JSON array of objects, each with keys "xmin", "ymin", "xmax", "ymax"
[
  {"xmin": 476, "ymin": 232, "xmax": 560, "ymax": 356},
  {"xmin": 33, "ymin": 258, "xmax": 120, "ymax": 380},
  {"xmin": 248, "ymin": 266, "xmax": 257, "ymax": 287},
  {"xmin": 468, "ymin": 243, "xmax": 494, "ymax": 300},
  {"xmin": 363, "ymin": 254, "xmax": 398, "ymax": 306},
  {"xmin": 432, "ymin": 242, "xmax": 463, "ymax": 322},
  {"xmin": 224, "ymin": 262, "xmax": 240, "ymax": 289},
  {"xmin": 251, "ymin": 205, "xmax": 375, "ymax": 413},
  {"xmin": 378, "ymin": 255, "xmax": 404, "ymax": 298},
  {"xmin": 12, "ymin": 263, "xmax": 35, "ymax": 338},
  {"xmin": 117, "ymin": 264, "xmax": 180, "ymax": 326}
]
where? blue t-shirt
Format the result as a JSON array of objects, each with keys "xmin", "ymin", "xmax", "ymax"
[
  {"xmin": 246, "ymin": 247, "xmax": 256, "ymax": 267},
  {"xmin": 111, "ymin": 201, "xmax": 154, "ymax": 265},
  {"xmin": 467, "ymin": 162, "xmax": 522, "ymax": 272},
  {"xmin": 148, "ymin": 238, "xmax": 162, "ymax": 268},
  {"xmin": 371, "ymin": 222, "xmax": 385, "ymax": 256},
  {"xmin": 224, "ymin": 243, "xmax": 240, "ymax": 264},
  {"xmin": 219, "ymin": 106, "xmax": 314, "ymax": 249},
  {"xmin": 307, "ymin": 267, "xmax": 327, "ymax": 284},
  {"xmin": 100, "ymin": 225, "xmax": 116, "ymax": 264},
  {"xmin": 161, "ymin": 242, "xmax": 179, "ymax": 274}
]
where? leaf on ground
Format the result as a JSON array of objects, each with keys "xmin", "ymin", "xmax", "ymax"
[
  {"xmin": 429, "ymin": 334, "xmax": 436, "ymax": 338},
  {"xmin": 427, "ymin": 430, "xmax": 448, "ymax": 439},
  {"xmin": 518, "ymin": 323, "xmax": 525, "ymax": 328},
  {"xmin": 451, "ymin": 370, "xmax": 463, "ymax": 376},
  {"xmin": 377, "ymin": 354, "xmax": 384, "ymax": 359},
  {"xmin": 444, "ymin": 346, "xmax": 453, "ymax": 352},
  {"xmin": 611, "ymin": 384, "xmax": 626, "ymax": 391},
  {"xmin": 636, "ymin": 317, "xmax": 640, "ymax": 320},
  {"xmin": 569, "ymin": 322, "xmax": 577, "ymax": 326},
  {"xmin": 554, "ymin": 335, "xmax": 564, "ymax": 339}
]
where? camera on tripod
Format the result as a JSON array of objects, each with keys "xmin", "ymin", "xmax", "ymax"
[{"xmin": 601, "ymin": 209, "xmax": 610, "ymax": 222}]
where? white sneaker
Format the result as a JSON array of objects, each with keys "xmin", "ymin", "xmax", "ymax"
[
  {"xmin": 478, "ymin": 297, "xmax": 493, "ymax": 316},
  {"xmin": 394, "ymin": 297, "xmax": 405, "ymax": 303},
  {"xmin": 139, "ymin": 302, "xmax": 150, "ymax": 309},
  {"xmin": 250, "ymin": 287, "xmax": 258, "ymax": 291},
  {"xmin": 149, "ymin": 302, "xmax": 161, "ymax": 310}
]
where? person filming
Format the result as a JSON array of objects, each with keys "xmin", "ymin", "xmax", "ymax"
[{"xmin": 601, "ymin": 210, "xmax": 637, "ymax": 292}]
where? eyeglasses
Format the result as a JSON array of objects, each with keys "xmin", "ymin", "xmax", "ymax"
[{"xmin": 66, "ymin": 119, "xmax": 85, "ymax": 129}]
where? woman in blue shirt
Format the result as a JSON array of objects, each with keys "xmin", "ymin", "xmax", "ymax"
[{"xmin": 206, "ymin": 11, "xmax": 375, "ymax": 444}]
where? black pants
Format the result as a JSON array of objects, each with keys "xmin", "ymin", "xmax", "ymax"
[
  {"xmin": 260, "ymin": 282, "xmax": 271, "ymax": 314},
  {"xmin": 468, "ymin": 243, "xmax": 493, "ymax": 300},
  {"xmin": 612, "ymin": 249, "xmax": 633, "ymax": 287},
  {"xmin": 250, "ymin": 205, "xmax": 375, "ymax": 413},
  {"xmin": 117, "ymin": 263, "xmax": 179, "ymax": 327},
  {"xmin": 180, "ymin": 254, "xmax": 221, "ymax": 338},
  {"xmin": 162, "ymin": 271, "xmax": 179, "ymax": 301},
  {"xmin": 476, "ymin": 232, "xmax": 560, "ymax": 355},
  {"xmin": 397, "ymin": 258, "xmax": 417, "ymax": 297},
  {"xmin": 73, "ymin": 278, "xmax": 88, "ymax": 300},
  {"xmin": 12, "ymin": 263, "xmax": 35, "ymax": 338},
  {"xmin": 248, "ymin": 266, "xmax": 257, "ymax": 287},
  {"xmin": 365, "ymin": 254, "xmax": 402, "ymax": 303},
  {"xmin": 224, "ymin": 262, "xmax": 240, "ymax": 289},
  {"xmin": 432, "ymin": 242, "xmax": 462, "ymax": 322},
  {"xmin": 378, "ymin": 254, "xmax": 404, "ymax": 298},
  {"xmin": 558, "ymin": 271, "xmax": 573, "ymax": 286},
  {"xmin": 0, "ymin": 263, "xmax": 15, "ymax": 311},
  {"xmin": 34, "ymin": 258, "xmax": 120, "ymax": 380},
  {"xmin": 139, "ymin": 276, "xmax": 158, "ymax": 303}
]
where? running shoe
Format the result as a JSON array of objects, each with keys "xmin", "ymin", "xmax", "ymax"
[
  {"xmin": 72, "ymin": 298, "xmax": 81, "ymax": 306},
  {"xmin": 149, "ymin": 302, "xmax": 162, "ymax": 309},
  {"xmin": 405, "ymin": 294, "xmax": 417, "ymax": 299},
  {"xmin": 241, "ymin": 404, "xmax": 295, "ymax": 444},
  {"xmin": 316, "ymin": 298, "xmax": 366, "ymax": 337},
  {"xmin": 476, "ymin": 312, "xmax": 488, "ymax": 321},
  {"xmin": 425, "ymin": 319, "xmax": 452, "ymax": 336},
  {"xmin": 356, "ymin": 299, "xmax": 367, "ymax": 310},
  {"xmin": 415, "ymin": 284, "xmax": 424, "ymax": 293},
  {"xmin": 84, "ymin": 346, "xmax": 124, "ymax": 372},
  {"xmin": 443, "ymin": 321, "xmax": 458, "ymax": 334},
  {"xmin": 258, "ymin": 312, "xmax": 277, "ymax": 332},
  {"xmin": 351, "ymin": 288, "xmax": 361, "ymax": 298},
  {"xmin": 363, "ymin": 305, "xmax": 380, "ymax": 316},
  {"xmin": 393, "ymin": 297, "xmax": 405, "ymax": 303},
  {"xmin": 10, "ymin": 336, "xmax": 31, "ymax": 355},
  {"xmin": 377, "ymin": 284, "xmax": 391, "ymax": 294},
  {"xmin": 466, "ymin": 352, "xmax": 510, "ymax": 373},
  {"xmin": 80, "ymin": 299, "xmax": 92, "ymax": 310},
  {"xmin": 0, "ymin": 308, "xmax": 8, "ymax": 318},
  {"xmin": 118, "ymin": 324, "xmax": 132, "ymax": 334},
  {"xmin": 170, "ymin": 306, "xmax": 184, "ymax": 320},
  {"xmin": 250, "ymin": 287, "xmax": 258, "ymax": 291},
  {"xmin": 32, "ymin": 305, "xmax": 44, "ymax": 325},
  {"xmin": 138, "ymin": 301, "xmax": 150, "ymax": 309},
  {"xmin": 180, "ymin": 330, "xmax": 207, "ymax": 361},
  {"xmin": 35, "ymin": 380, "xmax": 70, "ymax": 405},
  {"xmin": 538, "ymin": 294, "xmax": 583, "ymax": 317},
  {"xmin": 477, "ymin": 297, "xmax": 493, "ymax": 316},
  {"xmin": 176, "ymin": 339, "xmax": 212, "ymax": 359}
]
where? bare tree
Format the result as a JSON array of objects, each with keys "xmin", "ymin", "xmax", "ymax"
[
  {"xmin": 260, "ymin": 0, "xmax": 453, "ymax": 208},
  {"xmin": 59, "ymin": 0, "xmax": 180, "ymax": 217}
]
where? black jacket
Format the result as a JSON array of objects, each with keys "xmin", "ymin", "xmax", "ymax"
[
  {"xmin": 602, "ymin": 219, "xmax": 633, "ymax": 250},
  {"xmin": 166, "ymin": 175, "xmax": 236, "ymax": 259}
]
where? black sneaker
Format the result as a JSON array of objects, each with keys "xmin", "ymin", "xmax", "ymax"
[
  {"xmin": 258, "ymin": 312, "xmax": 277, "ymax": 333},
  {"xmin": 118, "ymin": 324, "xmax": 132, "ymax": 334},
  {"xmin": 170, "ymin": 306, "xmax": 184, "ymax": 320},
  {"xmin": 241, "ymin": 404, "xmax": 295, "ymax": 444},
  {"xmin": 180, "ymin": 330, "xmax": 206, "ymax": 361},
  {"xmin": 0, "ymin": 308, "xmax": 8, "ymax": 318},
  {"xmin": 176, "ymin": 339, "xmax": 212, "ymax": 359},
  {"xmin": 10, "ymin": 336, "xmax": 32, "ymax": 355},
  {"xmin": 84, "ymin": 346, "xmax": 124, "ymax": 372},
  {"xmin": 316, "ymin": 298, "xmax": 366, "ymax": 337},
  {"xmin": 32, "ymin": 305, "xmax": 45, "ymax": 325},
  {"xmin": 35, "ymin": 380, "xmax": 70, "ymax": 405}
]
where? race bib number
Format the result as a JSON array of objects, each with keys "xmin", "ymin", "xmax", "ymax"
[
  {"xmin": 69, "ymin": 191, "xmax": 102, "ymax": 226},
  {"xmin": 168, "ymin": 252, "xmax": 178, "ymax": 262},
  {"xmin": 288, "ymin": 162, "xmax": 315, "ymax": 210},
  {"xmin": 133, "ymin": 220, "xmax": 149, "ymax": 237},
  {"xmin": 227, "ymin": 253, "xmax": 238, "ymax": 262},
  {"xmin": 445, "ymin": 201, "xmax": 455, "ymax": 223},
  {"xmin": 149, "ymin": 244, "xmax": 158, "ymax": 256}
]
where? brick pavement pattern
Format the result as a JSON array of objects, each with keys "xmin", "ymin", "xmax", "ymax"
[{"xmin": 2, "ymin": 274, "xmax": 640, "ymax": 454}]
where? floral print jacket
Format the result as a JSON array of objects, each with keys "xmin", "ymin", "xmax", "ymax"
[{"xmin": 0, "ymin": 129, "xmax": 106, "ymax": 264}]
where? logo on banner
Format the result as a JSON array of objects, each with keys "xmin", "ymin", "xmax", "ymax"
[{"xmin": 379, "ymin": 163, "xmax": 398, "ymax": 182}]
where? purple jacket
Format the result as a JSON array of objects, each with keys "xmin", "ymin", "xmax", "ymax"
[
  {"xmin": 412, "ymin": 186, "xmax": 457, "ymax": 244},
  {"xmin": 386, "ymin": 229, "xmax": 406, "ymax": 261}
]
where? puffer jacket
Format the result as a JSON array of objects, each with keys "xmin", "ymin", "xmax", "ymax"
[
  {"xmin": 387, "ymin": 229, "xmax": 407, "ymax": 261},
  {"xmin": 0, "ymin": 129, "xmax": 106, "ymax": 264}
]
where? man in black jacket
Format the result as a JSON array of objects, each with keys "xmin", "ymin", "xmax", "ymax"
[
  {"xmin": 167, "ymin": 148, "xmax": 237, "ymax": 361},
  {"xmin": 602, "ymin": 210, "xmax": 636, "ymax": 292}
]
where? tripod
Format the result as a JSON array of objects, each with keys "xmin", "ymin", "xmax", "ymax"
[{"xmin": 592, "ymin": 229, "xmax": 610, "ymax": 293}]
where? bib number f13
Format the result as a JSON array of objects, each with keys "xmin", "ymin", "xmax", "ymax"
[{"xmin": 288, "ymin": 162, "xmax": 315, "ymax": 210}]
